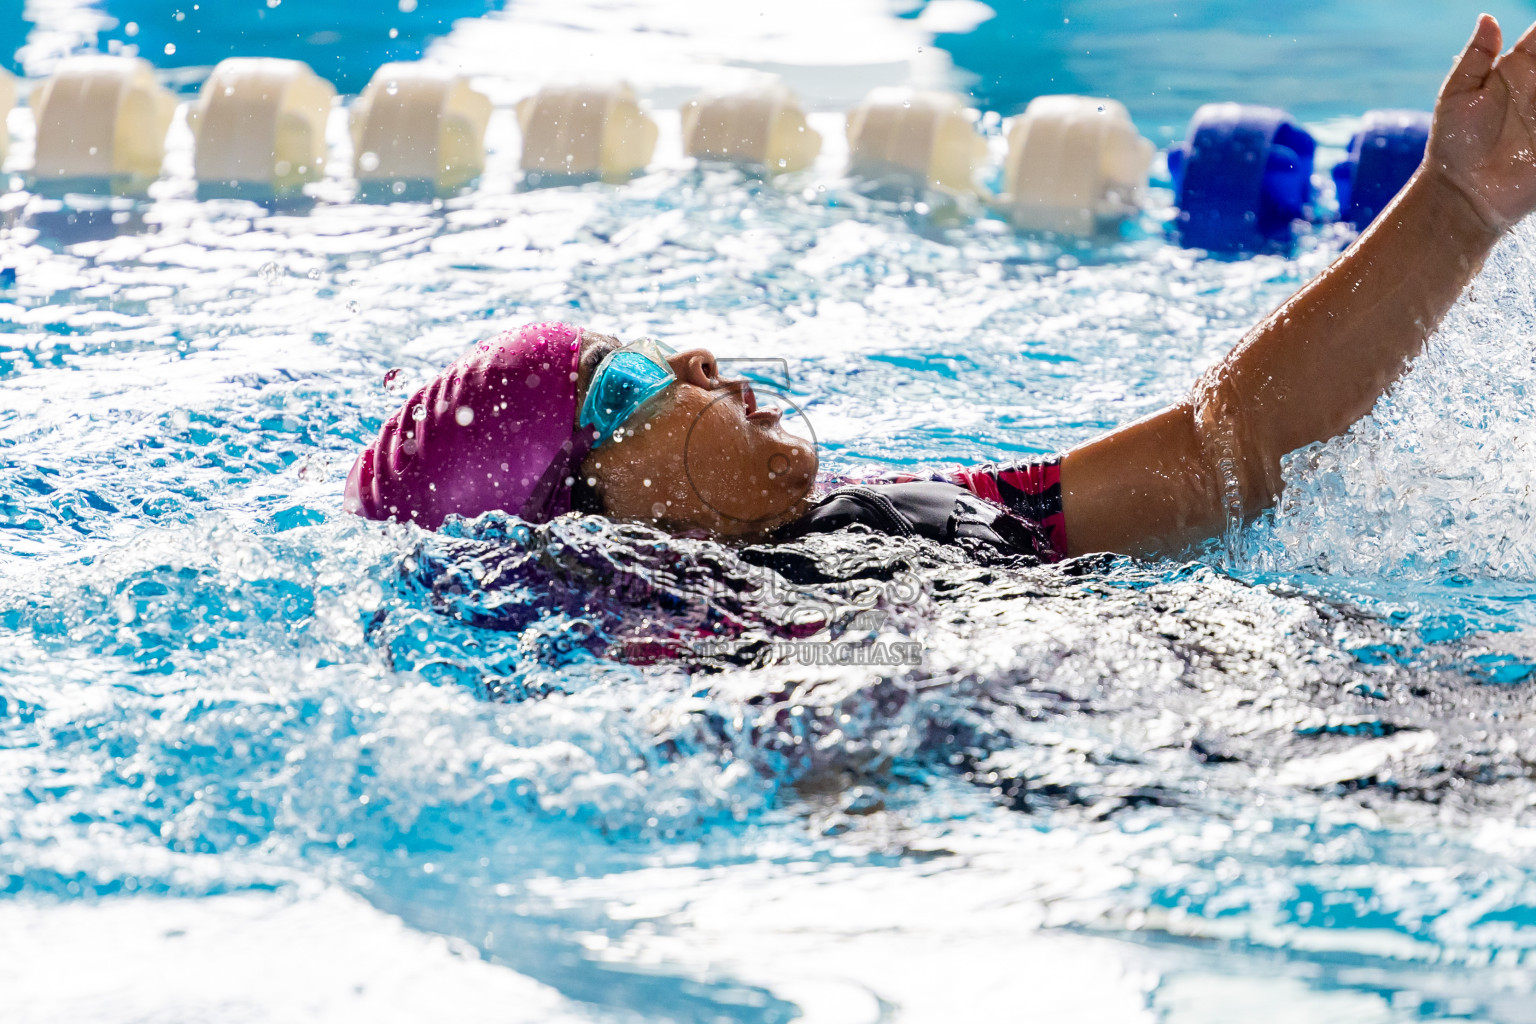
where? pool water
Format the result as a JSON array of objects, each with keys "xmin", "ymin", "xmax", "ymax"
[{"xmin": 8, "ymin": 1, "xmax": 1536, "ymax": 1021}]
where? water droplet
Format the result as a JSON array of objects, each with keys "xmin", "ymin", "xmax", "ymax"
[
  {"xmin": 642, "ymin": 478, "xmax": 652, "ymax": 488},
  {"xmin": 398, "ymin": 0, "xmax": 417, "ymax": 10},
  {"xmin": 383, "ymin": 368, "xmax": 407, "ymax": 393},
  {"xmin": 258, "ymin": 261, "xmax": 279, "ymax": 284},
  {"xmin": 411, "ymin": 405, "xmax": 428, "ymax": 422},
  {"xmin": 651, "ymin": 502, "xmax": 667, "ymax": 518},
  {"xmin": 455, "ymin": 406, "xmax": 474, "ymax": 426},
  {"xmin": 391, "ymin": 180, "xmax": 406, "ymax": 195},
  {"xmin": 346, "ymin": 301, "xmax": 360, "ymax": 315},
  {"xmin": 358, "ymin": 151, "xmax": 380, "ymax": 173},
  {"xmin": 124, "ymin": 21, "xmax": 138, "ymax": 36},
  {"xmin": 307, "ymin": 268, "xmax": 321, "ymax": 280},
  {"xmin": 163, "ymin": 42, "xmax": 176, "ymax": 55},
  {"xmin": 385, "ymin": 80, "xmax": 400, "ymax": 96},
  {"xmin": 1097, "ymin": 105, "xmax": 1106, "ymax": 113}
]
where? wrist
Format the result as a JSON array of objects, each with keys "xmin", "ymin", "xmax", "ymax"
[{"xmin": 1413, "ymin": 163, "xmax": 1509, "ymax": 243}]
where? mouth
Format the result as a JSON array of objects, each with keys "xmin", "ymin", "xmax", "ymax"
[{"xmin": 739, "ymin": 381, "xmax": 783, "ymax": 427}]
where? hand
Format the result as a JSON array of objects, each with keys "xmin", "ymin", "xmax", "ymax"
[{"xmin": 1427, "ymin": 15, "xmax": 1536, "ymax": 233}]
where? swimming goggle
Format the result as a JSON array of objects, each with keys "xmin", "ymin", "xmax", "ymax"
[{"xmin": 579, "ymin": 337, "xmax": 678, "ymax": 445}]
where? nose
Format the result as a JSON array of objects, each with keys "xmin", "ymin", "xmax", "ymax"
[{"xmin": 667, "ymin": 348, "xmax": 721, "ymax": 388}]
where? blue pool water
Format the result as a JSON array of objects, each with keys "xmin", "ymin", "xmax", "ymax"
[{"xmin": 9, "ymin": 1, "xmax": 1536, "ymax": 1020}]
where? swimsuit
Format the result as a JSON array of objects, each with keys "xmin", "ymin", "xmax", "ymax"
[{"xmin": 814, "ymin": 455, "xmax": 1068, "ymax": 562}]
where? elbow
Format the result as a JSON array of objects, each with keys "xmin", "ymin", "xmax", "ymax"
[{"xmin": 1188, "ymin": 371, "xmax": 1286, "ymax": 523}]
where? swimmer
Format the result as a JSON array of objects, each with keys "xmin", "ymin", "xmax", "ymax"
[{"xmin": 348, "ymin": 15, "xmax": 1536, "ymax": 561}]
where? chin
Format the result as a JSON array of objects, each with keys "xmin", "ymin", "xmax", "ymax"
[
  {"xmin": 793, "ymin": 446, "xmax": 819, "ymax": 480},
  {"xmin": 782, "ymin": 442, "xmax": 818, "ymax": 483}
]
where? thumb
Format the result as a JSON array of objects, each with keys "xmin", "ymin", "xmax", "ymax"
[{"xmin": 1443, "ymin": 14, "xmax": 1502, "ymax": 97}]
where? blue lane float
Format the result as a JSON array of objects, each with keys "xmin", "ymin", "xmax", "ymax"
[
  {"xmin": 1332, "ymin": 110, "xmax": 1431, "ymax": 228},
  {"xmin": 1168, "ymin": 103, "xmax": 1317, "ymax": 252}
]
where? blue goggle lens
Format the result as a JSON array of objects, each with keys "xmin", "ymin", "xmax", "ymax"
[{"xmin": 579, "ymin": 339, "xmax": 677, "ymax": 445}]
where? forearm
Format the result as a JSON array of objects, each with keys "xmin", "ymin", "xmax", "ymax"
[
  {"xmin": 1194, "ymin": 166, "xmax": 1501, "ymax": 515},
  {"xmin": 1062, "ymin": 167, "xmax": 1503, "ymax": 558},
  {"xmin": 1059, "ymin": 13, "xmax": 1536, "ymax": 559}
]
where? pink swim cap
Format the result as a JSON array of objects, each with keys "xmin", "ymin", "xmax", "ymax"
[{"xmin": 345, "ymin": 322, "xmax": 594, "ymax": 530}]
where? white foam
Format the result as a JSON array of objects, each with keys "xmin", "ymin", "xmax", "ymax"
[{"xmin": 0, "ymin": 889, "xmax": 594, "ymax": 1024}]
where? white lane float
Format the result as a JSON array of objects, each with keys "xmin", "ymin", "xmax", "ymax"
[
  {"xmin": 1002, "ymin": 95, "xmax": 1154, "ymax": 236},
  {"xmin": 188, "ymin": 58, "xmax": 336, "ymax": 199},
  {"xmin": 515, "ymin": 83, "xmax": 658, "ymax": 183},
  {"xmin": 349, "ymin": 63, "xmax": 492, "ymax": 201},
  {"xmin": 29, "ymin": 56, "xmax": 176, "ymax": 194},
  {"xmin": 680, "ymin": 82, "xmax": 821, "ymax": 173},
  {"xmin": 845, "ymin": 87, "xmax": 987, "ymax": 193},
  {"xmin": 0, "ymin": 69, "xmax": 14, "ymax": 166}
]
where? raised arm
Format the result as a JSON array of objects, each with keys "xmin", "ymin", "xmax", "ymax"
[{"xmin": 1060, "ymin": 14, "xmax": 1536, "ymax": 558}]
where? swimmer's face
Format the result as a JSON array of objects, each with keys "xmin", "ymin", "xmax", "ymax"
[{"xmin": 576, "ymin": 336, "xmax": 818, "ymax": 537}]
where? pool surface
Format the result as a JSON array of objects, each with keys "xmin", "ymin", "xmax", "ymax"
[{"xmin": 8, "ymin": 1, "xmax": 1536, "ymax": 1021}]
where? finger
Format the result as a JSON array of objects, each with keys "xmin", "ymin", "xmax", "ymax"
[
  {"xmin": 1512, "ymin": 15, "xmax": 1536, "ymax": 58},
  {"xmin": 1495, "ymin": 16, "xmax": 1536, "ymax": 92},
  {"xmin": 1443, "ymin": 13, "xmax": 1503, "ymax": 97}
]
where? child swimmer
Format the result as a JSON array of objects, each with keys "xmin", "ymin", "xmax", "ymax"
[{"xmin": 348, "ymin": 15, "xmax": 1536, "ymax": 561}]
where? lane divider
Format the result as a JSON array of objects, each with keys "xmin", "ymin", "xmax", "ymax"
[
  {"xmin": 1001, "ymin": 95, "xmax": 1153, "ymax": 236},
  {"xmin": 0, "ymin": 69, "xmax": 13, "ymax": 167},
  {"xmin": 350, "ymin": 63, "xmax": 491, "ymax": 201},
  {"xmin": 846, "ymin": 87, "xmax": 987, "ymax": 194},
  {"xmin": 1333, "ymin": 110, "xmax": 1431, "ymax": 228},
  {"xmin": 1168, "ymin": 103, "xmax": 1317, "ymax": 252},
  {"xmin": 28, "ymin": 55, "xmax": 175, "ymax": 196},
  {"xmin": 188, "ymin": 58, "xmax": 335, "ymax": 200},
  {"xmin": 0, "ymin": 58, "xmax": 1436, "ymax": 252},
  {"xmin": 680, "ymin": 83, "xmax": 820, "ymax": 174},
  {"xmin": 515, "ymin": 82, "xmax": 657, "ymax": 185}
]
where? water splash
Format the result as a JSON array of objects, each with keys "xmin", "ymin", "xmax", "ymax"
[
  {"xmin": 1228, "ymin": 223, "xmax": 1536, "ymax": 594},
  {"xmin": 7, "ymin": 129, "xmax": 1536, "ymax": 1018}
]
